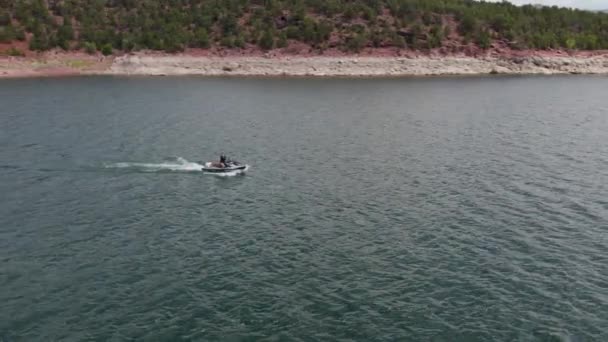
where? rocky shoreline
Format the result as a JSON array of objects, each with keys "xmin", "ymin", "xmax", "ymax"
[
  {"xmin": 108, "ymin": 54, "xmax": 608, "ymax": 77},
  {"xmin": 2, "ymin": 53, "xmax": 608, "ymax": 78}
]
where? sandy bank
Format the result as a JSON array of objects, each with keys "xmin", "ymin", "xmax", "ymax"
[
  {"xmin": 2, "ymin": 53, "xmax": 608, "ymax": 78},
  {"xmin": 0, "ymin": 53, "xmax": 111, "ymax": 78}
]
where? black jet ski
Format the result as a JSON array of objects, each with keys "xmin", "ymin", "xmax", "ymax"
[{"xmin": 202, "ymin": 159, "xmax": 248, "ymax": 173}]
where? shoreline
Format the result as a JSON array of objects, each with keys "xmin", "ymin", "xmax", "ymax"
[{"xmin": 2, "ymin": 52, "xmax": 608, "ymax": 78}]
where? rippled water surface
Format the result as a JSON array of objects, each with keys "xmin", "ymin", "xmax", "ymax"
[{"xmin": 1, "ymin": 76, "xmax": 608, "ymax": 341}]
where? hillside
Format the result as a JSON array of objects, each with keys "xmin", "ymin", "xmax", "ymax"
[{"xmin": 1, "ymin": 0, "xmax": 608, "ymax": 56}]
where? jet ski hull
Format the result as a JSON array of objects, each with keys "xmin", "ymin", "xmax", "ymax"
[{"xmin": 202, "ymin": 162, "xmax": 248, "ymax": 173}]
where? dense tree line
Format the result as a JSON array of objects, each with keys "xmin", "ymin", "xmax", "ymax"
[{"xmin": 1, "ymin": 0, "xmax": 608, "ymax": 54}]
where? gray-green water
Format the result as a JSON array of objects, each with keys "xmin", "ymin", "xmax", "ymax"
[{"xmin": 1, "ymin": 76, "xmax": 608, "ymax": 341}]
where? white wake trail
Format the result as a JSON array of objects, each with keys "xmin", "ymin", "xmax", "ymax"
[
  {"xmin": 105, "ymin": 157, "xmax": 204, "ymax": 172},
  {"xmin": 105, "ymin": 157, "xmax": 248, "ymax": 176}
]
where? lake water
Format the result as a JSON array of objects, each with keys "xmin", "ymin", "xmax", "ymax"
[{"xmin": 1, "ymin": 75, "xmax": 607, "ymax": 341}]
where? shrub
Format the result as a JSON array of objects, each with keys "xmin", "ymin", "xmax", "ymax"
[
  {"xmin": 84, "ymin": 41, "xmax": 97, "ymax": 54},
  {"xmin": 476, "ymin": 30, "xmax": 491, "ymax": 50},
  {"xmin": 101, "ymin": 43, "xmax": 113, "ymax": 56},
  {"xmin": 277, "ymin": 32, "xmax": 288, "ymax": 48},
  {"xmin": 194, "ymin": 28, "xmax": 210, "ymax": 48},
  {"xmin": 0, "ymin": 26, "xmax": 14, "ymax": 43},
  {"xmin": 221, "ymin": 36, "xmax": 235, "ymax": 48},
  {"xmin": 6, "ymin": 47, "xmax": 25, "ymax": 57},
  {"xmin": 258, "ymin": 30, "xmax": 274, "ymax": 50},
  {"xmin": 346, "ymin": 32, "xmax": 367, "ymax": 52},
  {"xmin": 234, "ymin": 35, "xmax": 245, "ymax": 48}
]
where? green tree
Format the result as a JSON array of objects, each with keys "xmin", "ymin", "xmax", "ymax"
[
  {"xmin": 301, "ymin": 17, "xmax": 316, "ymax": 43},
  {"xmin": 565, "ymin": 37, "xmax": 576, "ymax": 50},
  {"xmin": 410, "ymin": 23, "xmax": 422, "ymax": 49},
  {"xmin": 29, "ymin": 29, "xmax": 50, "ymax": 51},
  {"xmin": 277, "ymin": 31, "xmax": 288, "ymax": 48},
  {"xmin": 101, "ymin": 43, "xmax": 113, "ymax": 55},
  {"xmin": 4, "ymin": 0, "xmax": 608, "ymax": 53},
  {"xmin": 221, "ymin": 13, "xmax": 238, "ymax": 35},
  {"xmin": 371, "ymin": 30, "xmax": 382, "ymax": 48},
  {"xmin": 476, "ymin": 29, "xmax": 491, "ymax": 50},
  {"xmin": 343, "ymin": 4, "xmax": 356, "ymax": 20},
  {"xmin": 258, "ymin": 29, "xmax": 274, "ymax": 50},
  {"xmin": 286, "ymin": 26, "xmax": 299, "ymax": 40},
  {"xmin": 0, "ymin": 9, "xmax": 10, "ymax": 26},
  {"xmin": 392, "ymin": 34, "xmax": 406, "ymax": 48},
  {"xmin": 428, "ymin": 25, "xmax": 443, "ymax": 48},
  {"xmin": 58, "ymin": 22, "xmax": 74, "ymax": 41},
  {"xmin": 194, "ymin": 28, "xmax": 210, "ymax": 48},
  {"xmin": 221, "ymin": 35, "xmax": 235, "ymax": 48},
  {"xmin": 422, "ymin": 12, "xmax": 433, "ymax": 26},
  {"xmin": 57, "ymin": 22, "xmax": 74, "ymax": 50},
  {"xmin": 490, "ymin": 14, "xmax": 513, "ymax": 32},
  {"xmin": 84, "ymin": 41, "xmax": 97, "ymax": 54},
  {"xmin": 362, "ymin": 6, "xmax": 376, "ymax": 23},
  {"xmin": 121, "ymin": 36, "xmax": 136, "ymax": 51},
  {"xmin": 234, "ymin": 34, "xmax": 245, "ymax": 48},
  {"xmin": 0, "ymin": 26, "xmax": 14, "ymax": 43},
  {"xmin": 6, "ymin": 47, "xmax": 25, "ymax": 57},
  {"xmin": 14, "ymin": 27, "xmax": 26, "ymax": 41},
  {"xmin": 346, "ymin": 32, "xmax": 367, "ymax": 52},
  {"xmin": 460, "ymin": 14, "xmax": 478, "ymax": 36},
  {"xmin": 58, "ymin": 37, "xmax": 70, "ymax": 50},
  {"xmin": 316, "ymin": 21, "xmax": 333, "ymax": 43}
]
